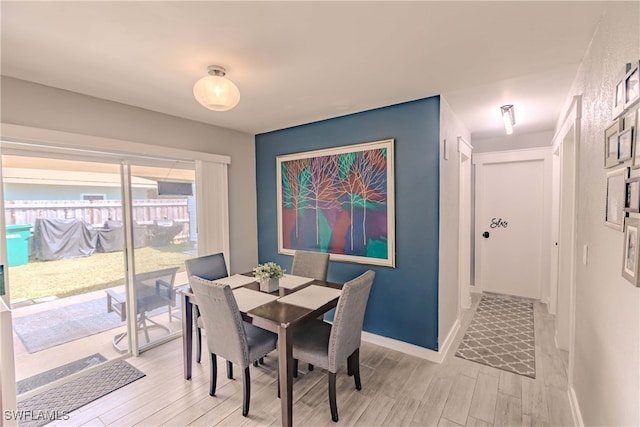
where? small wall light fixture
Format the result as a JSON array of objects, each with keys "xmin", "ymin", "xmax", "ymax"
[
  {"xmin": 193, "ymin": 65, "xmax": 240, "ymax": 111},
  {"xmin": 500, "ymin": 104, "xmax": 516, "ymax": 135}
]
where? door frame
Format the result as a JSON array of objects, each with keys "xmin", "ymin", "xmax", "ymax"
[
  {"xmin": 550, "ymin": 95, "xmax": 581, "ymax": 377},
  {"xmin": 473, "ymin": 147, "xmax": 553, "ymax": 299},
  {"xmin": 458, "ymin": 137, "xmax": 473, "ymax": 311},
  {"xmin": 0, "ymin": 158, "xmax": 17, "ymax": 425}
]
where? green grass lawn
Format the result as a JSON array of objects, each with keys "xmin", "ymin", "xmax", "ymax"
[{"xmin": 8, "ymin": 242, "xmax": 195, "ymax": 301}]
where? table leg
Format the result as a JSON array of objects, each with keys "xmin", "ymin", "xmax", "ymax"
[
  {"xmin": 182, "ymin": 292, "xmax": 193, "ymax": 380},
  {"xmin": 277, "ymin": 324, "xmax": 293, "ymax": 427}
]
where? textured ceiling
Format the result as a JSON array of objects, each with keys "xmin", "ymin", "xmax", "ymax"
[{"xmin": 1, "ymin": 1, "xmax": 608, "ymax": 138}]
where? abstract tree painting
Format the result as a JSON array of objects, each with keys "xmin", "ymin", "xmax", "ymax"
[{"xmin": 277, "ymin": 139, "xmax": 395, "ymax": 267}]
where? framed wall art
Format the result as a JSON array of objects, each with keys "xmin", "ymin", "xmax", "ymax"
[
  {"xmin": 625, "ymin": 175, "xmax": 640, "ymax": 213},
  {"xmin": 613, "ymin": 76, "xmax": 626, "ymax": 119},
  {"xmin": 618, "ymin": 128, "xmax": 633, "ymax": 161},
  {"xmin": 624, "ymin": 61, "xmax": 640, "ymax": 110},
  {"xmin": 605, "ymin": 122, "xmax": 620, "ymax": 168},
  {"xmin": 276, "ymin": 139, "xmax": 395, "ymax": 267},
  {"xmin": 622, "ymin": 107, "xmax": 637, "ymax": 131},
  {"xmin": 622, "ymin": 217, "xmax": 640, "ymax": 286},
  {"xmin": 605, "ymin": 167, "xmax": 628, "ymax": 230}
]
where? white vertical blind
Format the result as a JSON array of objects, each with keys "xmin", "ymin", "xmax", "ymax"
[{"xmin": 195, "ymin": 160, "xmax": 230, "ymax": 272}]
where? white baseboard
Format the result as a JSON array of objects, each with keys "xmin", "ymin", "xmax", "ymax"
[
  {"xmin": 439, "ymin": 318, "xmax": 461, "ymax": 361},
  {"xmin": 568, "ymin": 385, "xmax": 584, "ymax": 426},
  {"xmin": 361, "ymin": 319, "xmax": 461, "ymax": 364}
]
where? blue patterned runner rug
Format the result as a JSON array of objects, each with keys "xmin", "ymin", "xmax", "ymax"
[
  {"xmin": 455, "ymin": 293, "xmax": 536, "ymax": 378},
  {"xmin": 16, "ymin": 360, "xmax": 145, "ymax": 427}
]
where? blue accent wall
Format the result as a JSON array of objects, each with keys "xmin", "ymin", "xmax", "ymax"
[{"xmin": 255, "ymin": 96, "xmax": 441, "ymax": 350}]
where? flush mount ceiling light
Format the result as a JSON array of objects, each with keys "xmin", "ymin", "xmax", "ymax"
[
  {"xmin": 193, "ymin": 65, "xmax": 240, "ymax": 112},
  {"xmin": 500, "ymin": 104, "xmax": 516, "ymax": 135}
]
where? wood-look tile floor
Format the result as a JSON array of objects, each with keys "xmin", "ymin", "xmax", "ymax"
[{"xmin": 49, "ymin": 294, "xmax": 574, "ymax": 426}]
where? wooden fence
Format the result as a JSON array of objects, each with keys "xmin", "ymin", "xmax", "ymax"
[{"xmin": 4, "ymin": 199, "xmax": 191, "ymax": 240}]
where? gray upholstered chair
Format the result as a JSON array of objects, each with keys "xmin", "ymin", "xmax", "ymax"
[
  {"xmin": 291, "ymin": 250, "xmax": 330, "ymax": 375},
  {"xmin": 185, "ymin": 253, "xmax": 232, "ymax": 372},
  {"xmin": 291, "ymin": 270, "xmax": 375, "ymax": 422},
  {"xmin": 189, "ymin": 275, "xmax": 277, "ymax": 417},
  {"xmin": 291, "ymin": 250, "xmax": 330, "ymax": 281}
]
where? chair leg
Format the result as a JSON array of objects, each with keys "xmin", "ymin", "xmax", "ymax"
[
  {"xmin": 293, "ymin": 359, "xmax": 298, "ymax": 378},
  {"xmin": 242, "ymin": 367, "xmax": 251, "ymax": 417},
  {"xmin": 194, "ymin": 306, "xmax": 201, "ymax": 363},
  {"xmin": 328, "ymin": 372, "xmax": 338, "ymax": 422},
  {"xmin": 259, "ymin": 357, "xmax": 264, "ymax": 365},
  {"xmin": 308, "ymin": 363, "xmax": 314, "ymax": 372},
  {"xmin": 196, "ymin": 327, "xmax": 202, "ymax": 364},
  {"xmin": 140, "ymin": 316, "xmax": 151, "ymax": 343},
  {"xmin": 227, "ymin": 360, "xmax": 233, "ymax": 379},
  {"xmin": 210, "ymin": 354, "xmax": 218, "ymax": 396},
  {"xmin": 253, "ymin": 360, "xmax": 258, "ymax": 367},
  {"xmin": 348, "ymin": 348, "xmax": 362, "ymax": 390}
]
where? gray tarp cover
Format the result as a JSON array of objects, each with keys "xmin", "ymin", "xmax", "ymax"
[
  {"xmin": 34, "ymin": 218, "xmax": 98, "ymax": 261},
  {"xmin": 33, "ymin": 218, "xmax": 184, "ymax": 260}
]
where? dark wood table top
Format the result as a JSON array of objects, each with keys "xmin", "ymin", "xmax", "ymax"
[
  {"xmin": 181, "ymin": 274, "xmax": 342, "ymax": 329},
  {"xmin": 247, "ymin": 278, "xmax": 342, "ymax": 327}
]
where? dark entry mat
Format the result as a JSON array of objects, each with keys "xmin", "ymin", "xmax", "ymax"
[
  {"xmin": 17, "ymin": 353, "xmax": 107, "ymax": 394},
  {"xmin": 17, "ymin": 360, "xmax": 145, "ymax": 427}
]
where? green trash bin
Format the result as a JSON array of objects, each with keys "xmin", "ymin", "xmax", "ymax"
[{"xmin": 6, "ymin": 224, "xmax": 32, "ymax": 267}]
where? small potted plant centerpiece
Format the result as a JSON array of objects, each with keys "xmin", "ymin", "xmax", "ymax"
[{"xmin": 253, "ymin": 262, "xmax": 285, "ymax": 293}]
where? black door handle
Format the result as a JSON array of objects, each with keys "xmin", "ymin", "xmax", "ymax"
[{"xmin": 482, "ymin": 231, "xmax": 490, "ymax": 239}]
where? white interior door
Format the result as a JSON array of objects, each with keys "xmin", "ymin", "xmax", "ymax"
[{"xmin": 475, "ymin": 149, "xmax": 551, "ymax": 299}]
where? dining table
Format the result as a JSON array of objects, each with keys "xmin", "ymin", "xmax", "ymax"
[{"xmin": 179, "ymin": 272, "xmax": 343, "ymax": 427}]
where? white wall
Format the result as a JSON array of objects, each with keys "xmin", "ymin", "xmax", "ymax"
[
  {"xmin": 0, "ymin": 76, "xmax": 258, "ymax": 273},
  {"xmin": 556, "ymin": 3, "xmax": 639, "ymax": 425},
  {"xmin": 439, "ymin": 96, "xmax": 470, "ymax": 348},
  {"xmin": 473, "ymin": 129, "xmax": 554, "ymax": 153}
]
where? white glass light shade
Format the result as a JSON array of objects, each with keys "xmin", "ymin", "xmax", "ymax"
[{"xmin": 193, "ymin": 74, "xmax": 240, "ymax": 111}]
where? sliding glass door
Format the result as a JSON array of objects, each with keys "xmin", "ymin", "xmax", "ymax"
[
  {"xmin": 1, "ymin": 152, "xmax": 197, "ymax": 395},
  {"xmin": 2, "ymin": 155, "xmax": 128, "ymax": 390},
  {"xmin": 126, "ymin": 163, "xmax": 196, "ymax": 353}
]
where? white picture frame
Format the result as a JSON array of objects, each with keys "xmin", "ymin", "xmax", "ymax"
[
  {"xmin": 605, "ymin": 122, "xmax": 620, "ymax": 168},
  {"xmin": 605, "ymin": 167, "xmax": 628, "ymax": 230},
  {"xmin": 622, "ymin": 217, "xmax": 640, "ymax": 286}
]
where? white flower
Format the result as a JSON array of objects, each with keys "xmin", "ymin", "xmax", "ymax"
[{"xmin": 253, "ymin": 262, "xmax": 285, "ymax": 279}]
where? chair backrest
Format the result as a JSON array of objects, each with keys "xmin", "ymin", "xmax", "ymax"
[
  {"xmin": 185, "ymin": 252, "xmax": 228, "ymax": 281},
  {"xmin": 327, "ymin": 270, "xmax": 375, "ymax": 372},
  {"xmin": 189, "ymin": 275, "xmax": 250, "ymax": 367},
  {"xmin": 291, "ymin": 250, "xmax": 330, "ymax": 281},
  {"xmin": 134, "ymin": 266, "xmax": 180, "ymax": 311}
]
